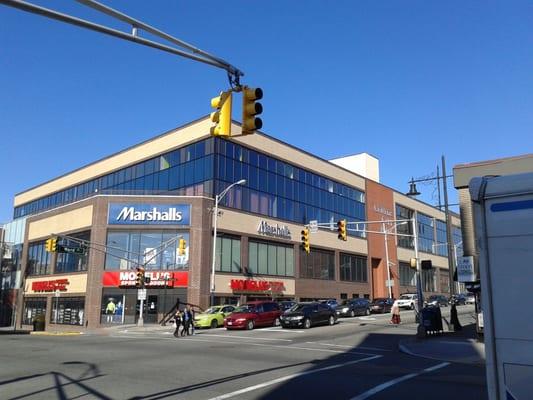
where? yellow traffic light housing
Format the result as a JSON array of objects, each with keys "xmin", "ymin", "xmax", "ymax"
[
  {"xmin": 45, "ymin": 237, "xmax": 58, "ymax": 252},
  {"xmin": 136, "ymin": 267, "xmax": 145, "ymax": 288},
  {"xmin": 178, "ymin": 238, "xmax": 187, "ymax": 256},
  {"xmin": 337, "ymin": 220, "xmax": 347, "ymax": 241},
  {"xmin": 410, "ymin": 258, "xmax": 417, "ymax": 269},
  {"xmin": 301, "ymin": 228, "xmax": 310, "ymax": 254},
  {"xmin": 210, "ymin": 90, "xmax": 232, "ymax": 136},
  {"xmin": 242, "ymin": 87, "xmax": 263, "ymax": 135}
]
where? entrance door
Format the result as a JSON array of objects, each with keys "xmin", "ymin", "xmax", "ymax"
[{"xmin": 136, "ymin": 295, "xmax": 158, "ymax": 324}]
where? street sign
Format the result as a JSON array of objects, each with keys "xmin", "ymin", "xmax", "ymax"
[
  {"xmin": 457, "ymin": 256, "xmax": 475, "ymax": 282},
  {"xmin": 57, "ymin": 245, "xmax": 86, "ymax": 254},
  {"xmin": 308, "ymin": 220, "xmax": 318, "ymax": 233},
  {"xmin": 137, "ymin": 288, "xmax": 147, "ymax": 300},
  {"xmin": 385, "ymin": 279, "xmax": 394, "ymax": 287}
]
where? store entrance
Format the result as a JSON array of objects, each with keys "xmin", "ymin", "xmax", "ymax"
[{"xmin": 136, "ymin": 295, "xmax": 158, "ymax": 324}]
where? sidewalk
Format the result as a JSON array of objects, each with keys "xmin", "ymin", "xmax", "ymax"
[{"xmin": 399, "ymin": 311, "xmax": 485, "ymax": 365}]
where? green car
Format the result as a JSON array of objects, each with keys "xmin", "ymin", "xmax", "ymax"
[{"xmin": 194, "ymin": 305, "xmax": 236, "ymax": 329}]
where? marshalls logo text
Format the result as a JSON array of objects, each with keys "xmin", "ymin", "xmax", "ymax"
[{"xmin": 116, "ymin": 207, "xmax": 183, "ymax": 222}]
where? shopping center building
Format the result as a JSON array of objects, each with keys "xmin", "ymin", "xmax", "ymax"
[{"xmin": 5, "ymin": 116, "xmax": 461, "ymax": 330}]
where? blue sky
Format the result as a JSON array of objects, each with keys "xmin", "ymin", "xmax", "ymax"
[{"xmin": 1, "ymin": 0, "xmax": 531, "ymax": 224}]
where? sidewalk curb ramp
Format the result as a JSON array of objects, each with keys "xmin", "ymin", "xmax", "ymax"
[{"xmin": 399, "ymin": 338, "xmax": 485, "ymax": 365}]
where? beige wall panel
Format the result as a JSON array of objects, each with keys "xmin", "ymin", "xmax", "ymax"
[
  {"xmin": 25, "ymin": 274, "xmax": 88, "ymax": 294},
  {"xmin": 217, "ymin": 209, "xmax": 368, "ymax": 254},
  {"xmin": 396, "ymin": 247, "xmax": 449, "ymax": 269},
  {"xmin": 454, "ymin": 154, "xmax": 533, "ymax": 187},
  {"xmin": 28, "ymin": 205, "xmax": 93, "ymax": 240},
  {"xmin": 15, "ymin": 119, "xmax": 213, "ymax": 206},
  {"xmin": 215, "ymin": 274, "xmax": 295, "ymax": 296}
]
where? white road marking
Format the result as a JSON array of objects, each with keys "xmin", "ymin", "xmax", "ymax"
[
  {"xmin": 348, "ymin": 362, "xmax": 450, "ymax": 400},
  {"xmin": 206, "ymin": 354, "xmax": 382, "ymax": 400},
  {"xmin": 198, "ymin": 333, "xmax": 292, "ymax": 342},
  {"xmin": 305, "ymin": 342, "xmax": 393, "ymax": 352},
  {"xmin": 357, "ymin": 317, "xmax": 377, "ymax": 321}
]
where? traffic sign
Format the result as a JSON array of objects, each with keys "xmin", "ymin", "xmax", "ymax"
[
  {"xmin": 57, "ymin": 245, "xmax": 86, "ymax": 254},
  {"xmin": 137, "ymin": 289, "xmax": 147, "ymax": 300},
  {"xmin": 385, "ymin": 279, "xmax": 394, "ymax": 287},
  {"xmin": 308, "ymin": 220, "xmax": 318, "ymax": 233},
  {"xmin": 457, "ymin": 256, "xmax": 475, "ymax": 282}
]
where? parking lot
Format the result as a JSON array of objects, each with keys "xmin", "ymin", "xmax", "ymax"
[{"xmin": 0, "ymin": 306, "xmax": 486, "ymax": 400}]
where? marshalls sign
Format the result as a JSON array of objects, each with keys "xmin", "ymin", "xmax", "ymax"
[{"xmin": 108, "ymin": 204, "xmax": 190, "ymax": 225}]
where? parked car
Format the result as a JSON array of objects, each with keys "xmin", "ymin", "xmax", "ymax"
[
  {"xmin": 335, "ymin": 298, "xmax": 371, "ymax": 317},
  {"xmin": 280, "ymin": 302, "xmax": 336, "ymax": 329},
  {"xmin": 194, "ymin": 305, "xmax": 235, "ymax": 329},
  {"xmin": 320, "ymin": 299, "xmax": 339, "ymax": 310},
  {"xmin": 466, "ymin": 294, "xmax": 476, "ymax": 305},
  {"xmin": 370, "ymin": 298, "xmax": 395, "ymax": 314},
  {"xmin": 449, "ymin": 294, "xmax": 467, "ymax": 306},
  {"xmin": 224, "ymin": 301, "xmax": 281, "ymax": 330},
  {"xmin": 277, "ymin": 300, "xmax": 296, "ymax": 312},
  {"xmin": 425, "ymin": 295, "xmax": 449, "ymax": 307},
  {"xmin": 396, "ymin": 293, "xmax": 417, "ymax": 310}
]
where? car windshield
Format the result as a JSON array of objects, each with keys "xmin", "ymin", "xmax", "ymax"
[
  {"xmin": 234, "ymin": 305, "xmax": 255, "ymax": 313},
  {"xmin": 289, "ymin": 304, "xmax": 310, "ymax": 312},
  {"xmin": 205, "ymin": 307, "xmax": 221, "ymax": 314}
]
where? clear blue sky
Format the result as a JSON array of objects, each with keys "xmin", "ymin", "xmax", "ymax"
[{"xmin": 1, "ymin": 0, "xmax": 531, "ymax": 224}]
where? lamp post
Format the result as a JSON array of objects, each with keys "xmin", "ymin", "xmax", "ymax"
[
  {"xmin": 406, "ymin": 155, "xmax": 456, "ymax": 296},
  {"xmin": 210, "ymin": 179, "xmax": 246, "ymax": 307}
]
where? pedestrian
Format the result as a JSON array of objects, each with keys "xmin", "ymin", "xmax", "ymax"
[
  {"xmin": 390, "ymin": 301, "xmax": 401, "ymax": 325},
  {"xmin": 173, "ymin": 309, "xmax": 182, "ymax": 338},
  {"xmin": 188, "ymin": 306, "xmax": 196, "ymax": 335},
  {"xmin": 181, "ymin": 307, "xmax": 190, "ymax": 336}
]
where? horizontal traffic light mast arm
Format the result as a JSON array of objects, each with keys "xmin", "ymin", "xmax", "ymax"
[
  {"xmin": 0, "ymin": 0, "xmax": 243, "ymax": 81},
  {"xmin": 307, "ymin": 219, "xmax": 413, "ymax": 236}
]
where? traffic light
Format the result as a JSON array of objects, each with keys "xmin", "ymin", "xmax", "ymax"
[
  {"xmin": 242, "ymin": 87, "xmax": 263, "ymax": 135},
  {"xmin": 45, "ymin": 237, "xmax": 58, "ymax": 252},
  {"xmin": 136, "ymin": 267, "xmax": 145, "ymax": 288},
  {"xmin": 410, "ymin": 258, "xmax": 417, "ymax": 269},
  {"xmin": 337, "ymin": 220, "xmax": 347, "ymax": 241},
  {"xmin": 210, "ymin": 90, "xmax": 232, "ymax": 136},
  {"xmin": 421, "ymin": 260, "xmax": 433, "ymax": 270},
  {"xmin": 301, "ymin": 227, "xmax": 310, "ymax": 254},
  {"xmin": 178, "ymin": 238, "xmax": 187, "ymax": 256}
]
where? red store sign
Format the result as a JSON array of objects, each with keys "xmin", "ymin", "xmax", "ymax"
[
  {"xmin": 230, "ymin": 279, "xmax": 285, "ymax": 293},
  {"xmin": 102, "ymin": 271, "xmax": 188, "ymax": 288},
  {"xmin": 32, "ymin": 279, "xmax": 69, "ymax": 292}
]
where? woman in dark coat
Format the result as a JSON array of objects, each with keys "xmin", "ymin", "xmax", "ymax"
[{"xmin": 173, "ymin": 310, "xmax": 182, "ymax": 338}]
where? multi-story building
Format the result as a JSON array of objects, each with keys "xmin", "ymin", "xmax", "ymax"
[{"xmin": 9, "ymin": 116, "xmax": 460, "ymax": 331}]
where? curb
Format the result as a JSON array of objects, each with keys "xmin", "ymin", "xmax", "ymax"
[
  {"xmin": 30, "ymin": 331, "xmax": 83, "ymax": 336},
  {"xmin": 398, "ymin": 339, "xmax": 485, "ymax": 366}
]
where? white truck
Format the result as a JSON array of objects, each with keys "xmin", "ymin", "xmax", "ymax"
[{"xmin": 470, "ymin": 172, "xmax": 533, "ymax": 400}]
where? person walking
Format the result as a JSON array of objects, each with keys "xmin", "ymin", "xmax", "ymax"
[
  {"xmin": 390, "ymin": 300, "xmax": 401, "ymax": 325},
  {"xmin": 173, "ymin": 309, "xmax": 182, "ymax": 338},
  {"xmin": 188, "ymin": 306, "xmax": 196, "ymax": 335},
  {"xmin": 181, "ymin": 308, "xmax": 191, "ymax": 336}
]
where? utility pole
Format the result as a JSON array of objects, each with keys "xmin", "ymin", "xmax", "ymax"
[{"xmin": 442, "ymin": 156, "xmax": 456, "ymax": 295}]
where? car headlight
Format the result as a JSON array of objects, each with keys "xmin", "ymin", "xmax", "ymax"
[{"xmin": 342, "ymin": 307, "xmax": 349, "ymax": 312}]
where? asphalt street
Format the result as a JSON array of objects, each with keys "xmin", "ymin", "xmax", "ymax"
[{"xmin": 0, "ymin": 306, "xmax": 486, "ymax": 400}]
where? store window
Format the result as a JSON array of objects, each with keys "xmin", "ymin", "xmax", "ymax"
[
  {"xmin": 339, "ymin": 253, "xmax": 368, "ymax": 282},
  {"xmin": 26, "ymin": 242, "xmax": 51, "ymax": 276},
  {"xmin": 105, "ymin": 231, "xmax": 189, "ymax": 270},
  {"xmin": 51, "ymin": 297, "xmax": 85, "ymax": 325},
  {"xmin": 55, "ymin": 232, "xmax": 90, "ymax": 273},
  {"xmin": 300, "ymin": 248, "xmax": 334, "ymax": 280},
  {"xmin": 248, "ymin": 240, "xmax": 294, "ymax": 277},
  {"xmin": 215, "ymin": 235, "xmax": 241, "ymax": 273},
  {"xmin": 23, "ymin": 297, "xmax": 46, "ymax": 324},
  {"xmin": 399, "ymin": 262, "xmax": 416, "ymax": 287}
]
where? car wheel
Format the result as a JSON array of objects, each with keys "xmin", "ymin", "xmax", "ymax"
[
  {"xmin": 273, "ymin": 317, "xmax": 281, "ymax": 327},
  {"xmin": 303, "ymin": 318, "xmax": 311, "ymax": 329},
  {"xmin": 246, "ymin": 320, "xmax": 254, "ymax": 330},
  {"xmin": 328, "ymin": 316, "xmax": 335, "ymax": 326},
  {"xmin": 365, "ymin": 308, "xmax": 370, "ymax": 316},
  {"xmin": 350, "ymin": 310, "xmax": 355, "ymax": 318},
  {"xmin": 210, "ymin": 319, "xmax": 218, "ymax": 329}
]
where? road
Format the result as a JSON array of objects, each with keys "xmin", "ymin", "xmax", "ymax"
[{"xmin": 0, "ymin": 306, "xmax": 486, "ymax": 399}]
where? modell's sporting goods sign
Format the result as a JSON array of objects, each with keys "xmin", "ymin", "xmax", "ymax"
[{"xmin": 108, "ymin": 203, "xmax": 190, "ymax": 225}]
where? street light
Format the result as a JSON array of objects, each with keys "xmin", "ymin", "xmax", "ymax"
[
  {"xmin": 210, "ymin": 179, "xmax": 246, "ymax": 307},
  {"xmin": 406, "ymin": 155, "xmax": 456, "ymax": 296}
]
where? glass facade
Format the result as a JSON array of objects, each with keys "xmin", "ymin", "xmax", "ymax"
[
  {"xmin": 55, "ymin": 231, "xmax": 90, "ymax": 274},
  {"xmin": 339, "ymin": 253, "xmax": 368, "ymax": 282},
  {"xmin": 15, "ymin": 138, "xmax": 366, "ymax": 234},
  {"xmin": 248, "ymin": 240, "xmax": 294, "ymax": 277},
  {"xmin": 300, "ymin": 248, "xmax": 335, "ymax": 280},
  {"xmin": 27, "ymin": 242, "xmax": 51, "ymax": 276},
  {"xmin": 435, "ymin": 220, "xmax": 448, "ymax": 257},
  {"xmin": 51, "ymin": 297, "xmax": 85, "ymax": 325},
  {"xmin": 396, "ymin": 205, "xmax": 414, "ymax": 249},
  {"xmin": 399, "ymin": 262, "xmax": 416, "ymax": 287},
  {"xmin": 105, "ymin": 231, "xmax": 189, "ymax": 270},
  {"xmin": 215, "ymin": 235, "xmax": 241, "ymax": 273},
  {"xmin": 417, "ymin": 213, "xmax": 434, "ymax": 253}
]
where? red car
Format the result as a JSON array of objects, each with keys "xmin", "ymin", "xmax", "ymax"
[{"xmin": 224, "ymin": 301, "xmax": 282, "ymax": 330}]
